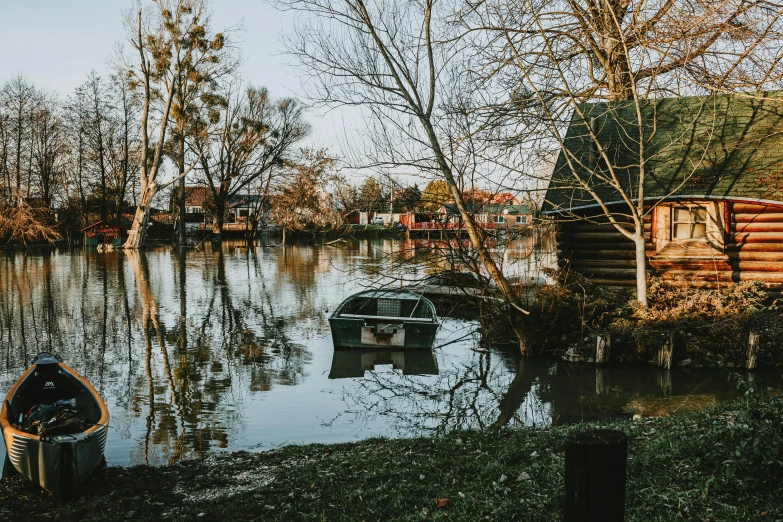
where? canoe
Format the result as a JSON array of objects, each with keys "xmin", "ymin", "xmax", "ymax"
[
  {"xmin": 1, "ymin": 352, "xmax": 109, "ymax": 498},
  {"xmin": 329, "ymin": 290, "xmax": 439, "ymax": 349}
]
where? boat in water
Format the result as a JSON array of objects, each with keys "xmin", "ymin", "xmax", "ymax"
[
  {"xmin": 1, "ymin": 352, "xmax": 109, "ymax": 498},
  {"xmin": 329, "ymin": 290, "xmax": 440, "ymax": 349}
]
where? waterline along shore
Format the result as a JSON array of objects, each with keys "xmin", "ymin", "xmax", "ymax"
[{"xmin": 2, "ymin": 387, "xmax": 781, "ymax": 521}]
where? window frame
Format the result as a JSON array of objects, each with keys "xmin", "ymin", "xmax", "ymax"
[
  {"xmin": 671, "ymin": 205, "xmax": 708, "ymax": 241},
  {"xmin": 652, "ymin": 200, "xmax": 727, "ymax": 256}
]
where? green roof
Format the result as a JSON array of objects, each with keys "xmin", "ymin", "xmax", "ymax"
[{"xmin": 543, "ymin": 92, "xmax": 783, "ymax": 213}]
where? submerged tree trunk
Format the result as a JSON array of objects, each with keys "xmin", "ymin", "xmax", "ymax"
[
  {"xmin": 211, "ymin": 198, "xmax": 225, "ymax": 243},
  {"xmin": 123, "ymin": 182, "xmax": 157, "ymax": 249},
  {"xmin": 175, "ymin": 133, "xmax": 186, "ymax": 245}
]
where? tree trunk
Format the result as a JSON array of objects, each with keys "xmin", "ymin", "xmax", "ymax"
[
  {"xmin": 634, "ymin": 232, "xmax": 648, "ymax": 306},
  {"xmin": 122, "ymin": 183, "xmax": 157, "ymax": 249},
  {"xmin": 420, "ymin": 117, "xmax": 532, "ymax": 353},
  {"xmin": 212, "ymin": 209, "xmax": 224, "ymax": 243},
  {"xmin": 176, "ymin": 134, "xmax": 186, "ymax": 245}
]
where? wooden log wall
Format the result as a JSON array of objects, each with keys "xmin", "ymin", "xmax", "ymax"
[{"xmin": 556, "ymin": 201, "xmax": 783, "ymax": 290}]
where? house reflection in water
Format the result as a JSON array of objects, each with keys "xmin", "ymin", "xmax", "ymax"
[{"xmin": 328, "ymin": 349, "xmax": 439, "ymax": 379}]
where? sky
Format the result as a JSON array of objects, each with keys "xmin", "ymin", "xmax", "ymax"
[{"xmin": 0, "ymin": 0, "xmax": 349, "ymax": 158}]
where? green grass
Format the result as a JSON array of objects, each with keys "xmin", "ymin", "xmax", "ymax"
[{"xmin": 2, "ymin": 384, "xmax": 781, "ymax": 521}]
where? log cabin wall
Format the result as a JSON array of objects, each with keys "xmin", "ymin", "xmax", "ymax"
[{"xmin": 556, "ymin": 201, "xmax": 783, "ymax": 291}]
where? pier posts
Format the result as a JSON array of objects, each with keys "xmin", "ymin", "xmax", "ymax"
[
  {"xmin": 595, "ymin": 333, "xmax": 611, "ymax": 365},
  {"xmin": 747, "ymin": 331, "xmax": 760, "ymax": 370},
  {"xmin": 564, "ymin": 429, "xmax": 628, "ymax": 522},
  {"xmin": 657, "ymin": 332, "xmax": 674, "ymax": 370}
]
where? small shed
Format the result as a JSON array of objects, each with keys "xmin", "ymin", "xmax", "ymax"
[{"xmin": 81, "ymin": 221, "xmax": 122, "ymax": 247}]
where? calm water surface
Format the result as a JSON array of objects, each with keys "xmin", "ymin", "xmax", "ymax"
[{"xmin": 1, "ymin": 239, "xmax": 781, "ymax": 466}]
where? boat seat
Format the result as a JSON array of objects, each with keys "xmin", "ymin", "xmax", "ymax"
[{"xmin": 23, "ymin": 367, "xmax": 79, "ymax": 407}]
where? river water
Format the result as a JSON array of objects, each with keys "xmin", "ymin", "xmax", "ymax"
[{"xmin": 1, "ymin": 239, "xmax": 781, "ymax": 466}]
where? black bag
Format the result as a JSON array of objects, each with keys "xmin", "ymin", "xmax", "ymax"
[{"xmin": 23, "ymin": 403, "xmax": 86, "ymax": 437}]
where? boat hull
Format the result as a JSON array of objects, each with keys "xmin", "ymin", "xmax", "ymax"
[
  {"xmin": 329, "ymin": 318, "xmax": 439, "ymax": 349},
  {"xmin": 6, "ymin": 426, "xmax": 108, "ymax": 497},
  {"xmin": 329, "ymin": 290, "xmax": 440, "ymax": 349}
]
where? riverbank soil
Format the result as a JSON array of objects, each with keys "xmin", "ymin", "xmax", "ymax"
[{"xmin": 2, "ymin": 390, "xmax": 781, "ymax": 521}]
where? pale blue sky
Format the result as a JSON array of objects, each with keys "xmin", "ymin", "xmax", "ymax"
[{"xmin": 0, "ymin": 0, "xmax": 344, "ymax": 152}]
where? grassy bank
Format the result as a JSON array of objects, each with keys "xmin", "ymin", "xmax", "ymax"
[{"xmin": 2, "ymin": 382, "xmax": 781, "ymax": 521}]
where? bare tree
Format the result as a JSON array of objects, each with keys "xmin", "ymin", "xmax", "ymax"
[
  {"xmin": 106, "ymin": 70, "xmax": 142, "ymax": 225},
  {"xmin": 163, "ymin": 0, "xmax": 235, "ymax": 244},
  {"xmin": 461, "ymin": 0, "xmax": 783, "ymax": 305},
  {"xmin": 193, "ymin": 83, "xmax": 309, "ymax": 242},
  {"xmin": 29, "ymin": 91, "xmax": 68, "ymax": 208},
  {"xmin": 0, "ymin": 76, "xmax": 36, "ymax": 203},
  {"xmin": 277, "ymin": 0, "xmax": 533, "ymax": 352}
]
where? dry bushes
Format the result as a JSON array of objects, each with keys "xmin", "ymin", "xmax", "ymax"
[
  {"xmin": 0, "ymin": 203, "xmax": 61, "ymax": 246},
  {"xmin": 531, "ymin": 271, "xmax": 782, "ymax": 366}
]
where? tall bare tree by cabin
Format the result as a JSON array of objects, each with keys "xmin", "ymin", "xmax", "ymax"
[
  {"xmin": 461, "ymin": 0, "xmax": 783, "ymax": 305},
  {"xmin": 121, "ymin": 0, "xmax": 231, "ymax": 249},
  {"xmin": 277, "ymin": 0, "xmax": 533, "ymax": 353}
]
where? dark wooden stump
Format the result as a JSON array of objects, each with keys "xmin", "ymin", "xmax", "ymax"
[{"xmin": 564, "ymin": 429, "xmax": 628, "ymax": 522}]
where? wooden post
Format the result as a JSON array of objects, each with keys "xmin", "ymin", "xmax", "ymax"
[
  {"xmin": 657, "ymin": 369, "xmax": 672, "ymax": 395},
  {"xmin": 595, "ymin": 333, "xmax": 611, "ymax": 365},
  {"xmin": 747, "ymin": 331, "xmax": 760, "ymax": 370},
  {"xmin": 564, "ymin": 429, "xmax": 628, "ymax": 522},
  {"xmin": 595, "ymin": 367, "xmax": 608, "ymax": 395},
  {"xmin": 657, "ymin": 333, "xmax": 673, "ymax": 370}
]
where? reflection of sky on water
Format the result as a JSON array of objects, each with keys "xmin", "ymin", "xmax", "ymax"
[{"xmin": 1, "ymin": 240, "xmax": 781, "ymax": 467}]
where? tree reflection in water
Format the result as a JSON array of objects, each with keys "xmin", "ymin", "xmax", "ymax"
[
  {"xmin": 0, "ymin": 244, "xmax": 315, "ymax": 466},
  {"xmin": 329, "ymin": 321, "xmax": 549, "ymax": 436}
]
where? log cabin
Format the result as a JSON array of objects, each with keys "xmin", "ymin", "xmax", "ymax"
[{"xmin": 542, "ymin": 93, "xmax": 783, "ymax": 290}]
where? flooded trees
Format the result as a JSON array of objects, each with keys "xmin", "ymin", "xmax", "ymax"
[{"xmin": 270, "ymin": 149, "xmax": 337, "ymax": 244}]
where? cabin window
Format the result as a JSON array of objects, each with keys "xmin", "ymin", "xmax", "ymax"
[
  {"xmin": 493, "ymin": 215, "xmax": 505, "ymax": 224},
  {"xmin": 516, "ymin": 215, "xmax": 527, "ymax": 224},
  {"xmin": 652, "ymin": 201, "xmax": 726, "ymax": 257},
  {"xmin": 672, "ymin": 206, "xmax": 707, "ymax": 240}
]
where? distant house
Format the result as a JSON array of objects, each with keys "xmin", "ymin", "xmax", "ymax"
[
  {"xmin": 20, "ymin": 196, "xmax": 51, "ymax": 209},
  {"xmin": 227, "ymin": 194, "xmax": 264, "ymax": 223},
  {"xmin": 441, "ymin": 201, "xmax": 533, "ymax": 230},
  {"xmin": 170, "ymin": 186, "xmax": 211, "ymax": 214},
  {"xmin": 543, "ymin": 92, "xmax": 783, "ymax": 290}
]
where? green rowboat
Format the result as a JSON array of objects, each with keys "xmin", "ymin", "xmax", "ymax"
[{"xmin": 328, "ymin": 290, "xmax": 439, "ymax": 349}]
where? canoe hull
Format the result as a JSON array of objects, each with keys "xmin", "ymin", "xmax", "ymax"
[
  {"xmin": 6, "ymin": 426, "xmax": 108, "ymax": 497},
  {"xmin": 1, "ymin": 354, "xmax": 109, "ymax": 497}
]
